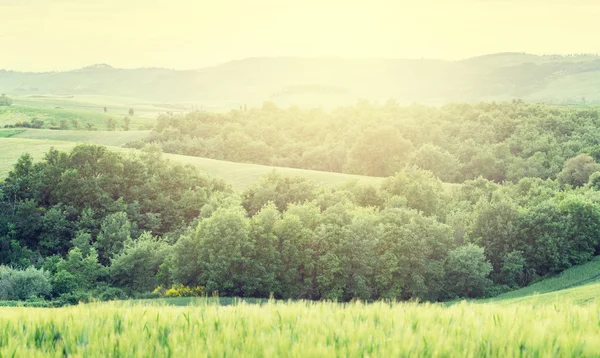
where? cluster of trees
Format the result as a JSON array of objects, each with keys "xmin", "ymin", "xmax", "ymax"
[
  {"xmin": 3, "ymin": 144, "xmax": 600, "ymax": 302},
  {"xmin": 0, "ymin": 94, "xmax": 12, "ymax": 106},
  {"xmin": 0, "ymin": 144, "xmax": 228, "ymax": 301},
  {"xmin": 105, "ymin": 117, "xmax": 131, "ymax": 131},
  {"xmin": 3, "ymin": 118, "xmax": 45, "ymax": 129},
  {"xmin": 3, "ymin": 116, "xmax": 136, "ymax": 132},
  {"xmin": 158, "ymin": 171, "xmax": 600, "ymax": 300},
  {"xmin": 138, "ymin": 101, "xmax": 600, "ymax": 184}
]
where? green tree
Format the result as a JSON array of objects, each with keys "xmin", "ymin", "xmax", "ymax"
[
  {"xmin": 500, "ymin": 250, "xmax": 526, "ymax": 288},
  {"xmin": 587, "ymin": 171, "xmax": 600, "ymax": 190},
  {"xmin": 123, "ymin": 117, "xmax": 131, "ymax": 131},
  {"xmin": 52, "ymin": 247, "xmax": 106, "ymax": 295},
  {"xmin": 381, "ymin": 167, "xmax": 445, "ymax": 217},
  {"xmin": 105, "ymin": 117, "xmax": 117, "ymax": 131},
  {"xmin": 274, "ymin": 212, "xmax": 315, "ymax": 298},
  {"xmin": 445, "ymin": 244, "xmax": 492, "ymax": 298},
  {"xmin": 558, "ymin": 154, "xmax": 600, "ymax": 187},
  {"xmin": 244, "ymin": 203, "xmax": 282, "ymax": 297},
  {"xmin": 470, "ymin": 198, "xmax": 521, "ymax": 272},
  {"xmin": 0, "ymin": 266, "xmax": 51, "ymax": 300},
  {"xmin": 0, "ymin": 94, "xmax": 12, "ymax": 106},
  {"xmin": 347, "ymin": 126, "xmax": 413, "ymax": 176},
  {"xmin": 94, "ymin": 212, "xmax": 132, "ymax": 263},
  {"xmin": 195, "ymin": 207, "xmax": 253, "ymax": 295},
  {"xmin": 243, "ymin": 172, "xmax": 316, "ymax": 216},
  {"xmin": 409, "ymin": 144, "xmax": 461, "ymax": 182},
  {"xmin": 109, "ymin": 233, "xmax": 170, "ymax": 293}
]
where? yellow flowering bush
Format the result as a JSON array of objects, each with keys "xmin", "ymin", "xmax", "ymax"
[{"xmin": 153, "ymin": 284, "xmax": 205, "ymax": 298}]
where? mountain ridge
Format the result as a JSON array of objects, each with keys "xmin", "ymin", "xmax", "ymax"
[{"xmin": 3, "ymin": 53, "xmax": 600, "ymax": 108}]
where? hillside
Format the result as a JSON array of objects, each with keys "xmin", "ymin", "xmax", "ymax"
[
  {"xmin": 0, "ymin": 135, "xmax": 386, "ymax": 190},
  {"xmin": 0, "ymin": 100, "xmax": 159, "ymax": 131},
  {"xmin": 480, "ymin": 257, "xmax": 600, "ymax": 305},
  {"xmin": 3, "ymin": 53, "xmax": 600, "ymax": 108},
  {"xmin": 9, "ymin": 129, "xmax": 150, "ymax": 147}
]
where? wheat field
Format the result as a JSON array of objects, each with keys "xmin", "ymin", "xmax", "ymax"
[{"xmin": 1, "ymin": 299, "xmax": 599, "ymax": 357}]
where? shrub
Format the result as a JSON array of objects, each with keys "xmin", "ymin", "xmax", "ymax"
[
  {"xmin": 92, "ymin": 285, "xmax": 128, "ymax": 301},
  {"xmin": 557, "ymin": 154, "xmax": 600, "ymax": 187},
  {"xmin": 154, "ymin": 284, "xmax": 205, "ymax": 298},
  {"xmin": 0, "ymin": 94, "xmax": 13, "ymax": 106},
  {"xmin": 58, "ymin": 291, "xmax": 91, "ymax": 305},
  {"xmin": 0, "ymin": 266, "xmax": 52, "ymax": 300}
]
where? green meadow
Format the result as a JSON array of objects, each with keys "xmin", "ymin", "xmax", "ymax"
[
  {"xmin": 1, "ymin": 299, "xmax": 598, "ymax": 357},
  {"xmin": 0, "ymin": 134, "xmax": 387, "ymax": 190}
]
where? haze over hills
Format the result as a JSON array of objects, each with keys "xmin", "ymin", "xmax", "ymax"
[{"xmin": 2, "ymin": 52, "xmax": 600, "ymax": 109}]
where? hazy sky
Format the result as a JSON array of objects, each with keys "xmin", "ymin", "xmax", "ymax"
[{"xmin": 1, "ymin": 0, "xmax": 599, "ymax": 71}]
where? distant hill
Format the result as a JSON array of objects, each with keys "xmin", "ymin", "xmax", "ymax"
[{"xmin": 3, "ymin": 53, "xmax": 600, "ymax": 108}]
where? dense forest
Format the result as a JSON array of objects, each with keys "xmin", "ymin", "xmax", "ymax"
[
  {"xmin": 137, "ymin": 101, "xmax": 600, "ymax": 185},
  {"xmin": 3, "ymin": 110, "xmax": 600, "ymax": 303}
]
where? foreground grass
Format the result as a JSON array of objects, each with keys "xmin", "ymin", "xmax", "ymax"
[{"xmin": 0, "ymin": 300, "xmax": 598, "ymax": 357}]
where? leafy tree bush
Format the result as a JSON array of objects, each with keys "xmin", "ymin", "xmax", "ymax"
[
  {"xmin": 95, "ymin": 212, "xmax": 132, "ymax": 263},
  {"xmin": 52, "ymin": 247, "xmax": 106, "ymax": 295},
  {"xmin": 346, "ymin": 126, "xmax": 413, "ymax": 176},
  {"xmin": 445, "ymin": 244, "xmax": 492, "ymax": 298},
  {"xmin": 557, "ymin": 154, "xmax": 600, "ymax": 187},
  {"xmin": 243, "ymin": 171, "xmax": 316, "ymax": 216},
  {"xmin": 0, "ymin": 94, "xmax": 12, "ymax": 106},
  {"xmin": 381, "ymin": 167, "xmax": 446, "ymax": 217},
  {"xmin": 0, "ymin": 266, "xmax": 52, "ymax": 300},
  {"xmin": 409, "ymin": 144, "xmax": 461, "ymax": 182},
  {"xmin": 109, "ymin": 233, "xmax": 170, "ymax": 293}
]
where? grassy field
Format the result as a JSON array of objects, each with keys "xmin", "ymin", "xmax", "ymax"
[
  {"xmin": 0, "ymin": 105, "xmax": 155, "ymax": 131},
  {"xmin": 8, "ymin": 129, "xmax": 150, "ymax": 147},
  {"xmin": 11, "ymin": 94, "xmax": 184, "ymax": 119},
  {"xmin": 0, "ymin": 94, "xmax": 166, "ymax": 131},
  {"xmin": 0, "ymin": 138, "xmax": 79, "ymax": 177},
  {"xmin": 0, "ymin": 129, "xmax": 25, "ymax": 138},
  {"xmin": 0, "ymin": 299, "xmax": 598, "ymax": 357},
  {"xmin": 0, "ymin": 137, "xmax": 387, "ymax": 190},
  {"xmin": 478, "ymin": 256, "xmax": 600, "ymax": 306},
  {"xmin": 0, "ymin": 129, "xmax": 466, "ymax": 190}
]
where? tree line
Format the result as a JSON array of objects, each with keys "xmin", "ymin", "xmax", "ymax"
[{"xmin": 133, "ymin": 100, "xmax": 600, "ymax": 185}]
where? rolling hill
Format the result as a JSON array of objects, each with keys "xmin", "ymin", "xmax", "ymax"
[
  {"xmin": 3, "ymin": 53, "xmax": 600, "ymax": 109},
  {"xmin": 479, "ymin": 256, "xmax": 600, "ymax": 305},
  {"xmin": 0, "ymin": 134, "xmax": 387, "ymax": 190},
  {"xmin": 8, "ymin": 129, "xmax": 150, "ymax": 147}
]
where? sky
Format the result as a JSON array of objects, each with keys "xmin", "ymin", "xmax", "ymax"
[{"xmin": 1, "ymin": 0, "xmax": 599, "ymax": 71}]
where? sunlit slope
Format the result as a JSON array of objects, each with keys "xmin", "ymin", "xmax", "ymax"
[
  {"xmin": 0, "ymin": 104, "xmax": 154, "ymax": 130},
  {"xmin": 482, "ymin": 256, "xmax": 600, "ymax": 305},
  {"xmin": 0, "ymin": 137, "xmax": 386, "ymax": 189},
  {"xmin": 0, "ymin": 138, "xmax": 78, "ymax": 176},
  {"xmin": 12, "ymin": 95, "xmax": 183, "ymax": 118},
  {"xmin": 9, "ymin": 129, "xmax": 150, "ymax": 147}
]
